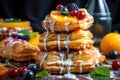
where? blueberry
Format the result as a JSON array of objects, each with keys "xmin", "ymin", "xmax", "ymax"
[
  {"xmin": 108, "ymin": 50, "xmax": 119, "ymax": 59},
  {"xmin": 23, "ymin": 69, "xmax": 34, "ymax": 80},
  {"xmin": 27, "ymin": 64, "xmax": 38, "ymax": 73},
  {"xmin": 60, "ymin": 7, "xmax": 69, "ymax": 16},
  {"xmin": 17, "ymin": 34, "xmax": 23, "ymax": 39},
  {"xmin": 67, "ymin": 3, "xmax": 79, "ymax": 11},
  {"xmin": 23, "ymin": 35, "xmax": 30, "ymax": 41}
]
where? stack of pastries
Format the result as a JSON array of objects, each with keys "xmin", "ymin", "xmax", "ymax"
[
  {"xmin": 37, "ymin": 3, "xmax": 105, "ymax": 74},
  {"xmin": 0, "ymin": 18, "xmax": 32, "ymax": 41}
]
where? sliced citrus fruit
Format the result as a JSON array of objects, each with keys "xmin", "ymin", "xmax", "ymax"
[
  {"xmin": 0, "ymin": 21, "xmax": 30, "ymax": 28},
  {"xmin": 28, "ymin": 35, "xmax": 40, "ymax": 46},
  {"xmin": 100, "ymin": 32, "xmax": 120, "ymax": 55},
  {"xmin": 0, "ymin": 63, "xmax": 8, "ymax": 77},
  {"xmin": 50, "ymin": 11, "xmax": 77, "ymax": 22}
]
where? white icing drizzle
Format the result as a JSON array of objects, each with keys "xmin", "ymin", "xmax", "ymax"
[
  {"xmin": 83, "ymin": 40, "xmax": 87, "ymax": 49},
  {"xmin": 40, "ymin": 52, "xmax": 48, "ymax": 69},
  {"xmin": 64, "ymin": 22, "xmax": 70, "ymax": 32},
  {"xmin": 2, "ymin": 27, "xmax": 7, "ymax": 31},
  {"xmin": 94, "ymin": 48, "xmax": 99, "ymax": 66},
  {"xmin": 48, "ymin": 18, "xmax": 55, "ymax": 32},
  {"xmin": 64, "ymin": 34, "xmax": 70, "ymax": 52},
  {"xmin": 43, "ymin": 20, "xmax": 49, "ymax": 51},
  {"xmin": 57, "ymin": 34, "xmax": 61, "ymax": 50},
  {"xmin": 5, "ymin": 37, "xmax": 25, "ymax": 47},
  {"xmin": 63, "ymin": 52, "xmax": 77, "ymax": 80},
  {"xmin": 59, "ymin": 51, "xmax": 64, "ymax": 74},
  {"xmin": 79, "ymin": 62, "xmax": 82, "ymax": 73}
]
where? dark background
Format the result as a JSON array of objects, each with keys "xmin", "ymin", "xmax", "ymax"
[{"xmin": 0, "ymin": 0, "xmax": 120, "ymax": 33}]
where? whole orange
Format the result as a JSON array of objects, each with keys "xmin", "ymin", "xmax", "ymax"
[{"xmin": 100, "ymin": 32, "xmax": 120, "ymax": 55}]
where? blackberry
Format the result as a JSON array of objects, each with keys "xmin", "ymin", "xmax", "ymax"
[{"xmin": 67, "ymin": 3, "xmax": 79, "ymax": 11}]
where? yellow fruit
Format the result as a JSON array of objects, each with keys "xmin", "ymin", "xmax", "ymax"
[
  {"xmin": 50, "ymin": 11, "xmax": 77, "ymax": 22},
  {"xmin": 28, "ymin": 35, "xmax": 40, "ymax": 46},
  {"xmin": 0, "ymin": 21, "xmax": 30, "ymax": 28},
  {"xmin": 100, "ymin": 32, "xmax": 120, "ymax": 55}
]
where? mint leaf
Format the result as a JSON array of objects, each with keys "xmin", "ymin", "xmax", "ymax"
[
  {"xmin": 90, "ymin": 72, "xmax": 109, "ymax": 79},
  {"xmin": 20, "ymin": 30, "xmax": 30, "ymax": 35},
  {"xmin": 36, "ymin": 70, "xmax": 48, "ymax": 78},
  {"xmin": 95, "ymin": 66, "xmax": 110, "ymax": 76},
  {"xmin": 5, "ymin": 58, "xmax": 10, "ymax": 63},
  {"xmin": 29, "ymin": 32, "xmax": 38, "ymax": 39}
]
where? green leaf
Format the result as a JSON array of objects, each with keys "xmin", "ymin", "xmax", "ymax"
[
  {"xmin": 29, "ymin": 32, "xmax": 38, "ymax": 39},
  {"xmin": 5, "ymin": 58, "xmax": 10, "ymax": 63},
  {"xmin": 20, "ymin": 30, "xmax": 30, "ymax": 35},
  {"xmin": 114, "ymin": 31, "xmax": 119, "ymax": 34},
  {"xmin": 95, "ymin": 66, "xmax": 110, "ymax": 76},
  {"xmin": 90, "ymin": 72, "xmax": 110, "ymax": 79},
  {"xmin": 35, "ymin": 70, "xmax": 48, "ymax": 78},
  {"xmin": 10, "ymin": 18, "xmax": 17, "ymax": 22}
]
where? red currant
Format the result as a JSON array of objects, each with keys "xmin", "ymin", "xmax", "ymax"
[
  {"xmin": 70, "ymin": 10, "xmax": 78, "ymax": 16},
  {"xmin": 56, "ymin": 4, "xmax": 64, "ymax": 10},
  {"xmin": 8, "ymin": 68, "xmax": 19, "ymax": 78},
  {"xmin": 76, "ymin": 11, "xmax": 86, "ymax": 20},
  {"xmin": 19, "ymin": 66, "xmax": 27, "ymax": 75},
  {"xmin": 112, "ymin": 60, "xmax": 120, "ymax": 70}
]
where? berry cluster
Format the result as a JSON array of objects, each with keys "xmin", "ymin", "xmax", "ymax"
[
  {"xmin": 56, "ymin": 3, "xmax": 86, "ymax": 20},
  {"xmin": 8, "ymin": 63, "xmax": 38, "ymax": 80},
  {"xmin": 11, "ymin": 33, "xmax": 30, "ymax": 41}
]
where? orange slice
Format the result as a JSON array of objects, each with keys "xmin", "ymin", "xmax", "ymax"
[
  {"xmin": 0, "ymin": 63, "xmax": 8, "ymax": 77},
  {"xmin": 29, "ymin": 35, "xmax": 40, "ymax": 46},
  {"xmin": 50, "ymin": 11, "xmax": 77, "ymax": 22},
  {"xmin": 0, "ymin": 21, "xmax": 30, "ymax": 28}
]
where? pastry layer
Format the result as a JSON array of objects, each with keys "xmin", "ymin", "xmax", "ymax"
[
  {"xmin": 40, "ymin": 29, "xmax": 93, "ymax": 42},
  {"xmin": 39, "ymin": 38, "xmax": 94, "ymax": 51},
  {"xmin": 42, "ymin": 9, "xmax": 94, "ymax": 32},
  {"xmin": 0, "ymin": 38, "xmax": 39, "ymax": 61},
  {"xmin": 36, "ymin": 47, "xmax": 105, "ymax": 74}
]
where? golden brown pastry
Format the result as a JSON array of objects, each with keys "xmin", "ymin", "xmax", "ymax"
[
  {"xmin": 36, "ymin": 47, "xmax": 105, "ymax": 74},
  {"xmin": 0, "ymin": 37, "xmax": 40, "ymax": 61},
  {"xmin": 39, "ymin": 38, "xmax": 94, "ymax": 51},
  {"xmin": 40, "ymin": 29, "xmax": 93, "ymax": 42},
  {"xmin": 42, "ymin": 9, "xmax": 94, "ymax": 32}
]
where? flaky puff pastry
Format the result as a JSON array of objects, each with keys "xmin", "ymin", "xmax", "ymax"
[
  {"xmin": 36, "ymin": 47, "xmax": 105, "ymax": 74},
  {"xmin": 40, "ymin": 29, "xmax": 93, "ymax": 42},
  {"xmin": 39, "ymin": 38, "xmax": 94, "ymax": 51},
  {"xmin": 0, "ymin": 38, "xmax": 40, "ymax": 61},
  {"xmin": 42, "ymin": 9, "xmax": 94, "ymax": 32}
]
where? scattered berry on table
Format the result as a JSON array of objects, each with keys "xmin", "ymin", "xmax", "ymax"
[
  {"xmin": 23, "ymin": 69, "xmax": 34, "ymax": 80},
  {"xmin": 112, "ymin": 60, "xmax": 120, "ymax": 70},
  {"xmin": 8, "ymin": 68, "xmax": 19, "ymax": 78},
  {"xmin": 108, "ymin": 50, "xmax": 119, "ymax": 59},
  {"xmin": 19, "ymin": 66, "xmax": 27, "ymax": 75},
  {"xmin": 27, "ymin": 64, "xmax": 38, "ymax": 73}
]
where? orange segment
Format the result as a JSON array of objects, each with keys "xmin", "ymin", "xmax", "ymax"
[
  {"xmin": 0, "ymin": 21, "xmax": 30, "ymax": 28},
  {"xmin": 50, "ymin": 11, "xmax": 77, "ymax": 22},
  {"xmin": 29, "ymin": 35, "xmax": 40, "ymax": 46},
  {"xmin": 100, "ymin": 33, "xmax": 120, "ymax": 55},
  {"xmin": 0, "ymin": 63, "xmax": 8, "ymax": 77}
]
